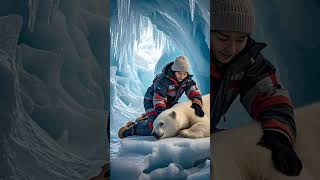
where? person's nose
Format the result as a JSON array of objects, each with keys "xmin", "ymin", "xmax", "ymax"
[{"xmin": 225, "ymin": 41, "xmax": 237, "ymax": 55}]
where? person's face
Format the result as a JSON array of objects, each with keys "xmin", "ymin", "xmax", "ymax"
[
  {"xmin": 211, "ymin": 31, "xmax": 248, "ymax": 64},
  {"xmin": 174, "ymin": 71, "xmax": 188, "ymax": 82}
]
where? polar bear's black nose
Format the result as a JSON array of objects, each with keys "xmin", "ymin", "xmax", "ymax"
[{"xmin": 152, "ymin": 132, "xmax": 161, "ymax": 139}]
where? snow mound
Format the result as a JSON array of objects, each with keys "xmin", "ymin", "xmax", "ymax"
[{"xmin": 111, "ymin": 136, "xmax": 210, "ymax": 180}]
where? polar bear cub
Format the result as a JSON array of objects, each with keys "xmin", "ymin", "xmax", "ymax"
[{"xmin": 152, "ymin": 94, "xmax": 210, "ymax": 139}]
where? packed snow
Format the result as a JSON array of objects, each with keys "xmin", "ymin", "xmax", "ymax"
[{"xmin": 111, "ymin": 136, "xmax": 210, "ymax": 180}]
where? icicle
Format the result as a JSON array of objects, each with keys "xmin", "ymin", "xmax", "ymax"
[
  {"xmin": 117, "ymin": 0, "xmax": 131, "ymax": 25},
  {"xmin": 47, "ymin": 0, "xmax": 60, "ymax": 25},
  {"xmin": 47, "ymin": 0, "xmax": 54, "ymax": 24},
  {"xmin": 189, "ymin": 0, "xmax": 196, "ymax": 22},
  {"xmin": 192, "ymin": 19, "xmax": 197, "ymax": 38},
  {"xmin": 116, "ymin": 0, "xmax": 131, "ymax": 71},
  {"xmin": 28, "ymin": 0, "xmax": 40, "ymax": 32}
]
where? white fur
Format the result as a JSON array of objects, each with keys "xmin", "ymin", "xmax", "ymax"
[
  {"xmin": 152, "ymin": 94, "xmax": 210, "ymax": 139},
  {"xmin": 212, "ymin": 102, "xmax": 320, "ymax": 180}
]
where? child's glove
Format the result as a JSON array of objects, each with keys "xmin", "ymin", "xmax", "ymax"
[
  {"xmin": 257, "ymin": 130, "xmax": 303, "ymax": 176},
  {"xmin": 191, "ymin": 103, "xmax": 204, "ymax": 117}
]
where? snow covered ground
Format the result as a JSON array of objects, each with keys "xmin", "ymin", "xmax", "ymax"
[{"xmin": 111, "ymin": 136, "xmax": 210, "ymax": 180}]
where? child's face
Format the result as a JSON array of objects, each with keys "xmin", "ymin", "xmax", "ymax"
[
  {"xmin": 174, "ymin": 71, "xmax": 188, "ymax": 82},
  {"xmin": 211, "ymin": 31, "xmax": 248, "ymax": 64}
]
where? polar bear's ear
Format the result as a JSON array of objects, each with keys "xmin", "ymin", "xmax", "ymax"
[{"xmin": 170, "ymin": 111, "xmax": 176, "ymax": 119}]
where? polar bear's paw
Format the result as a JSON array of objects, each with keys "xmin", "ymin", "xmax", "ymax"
[
  {"xmin": 178, "ymin": 129, "xmax": 196, "ymax": 138},
  {"xmin": 178, "ymin": 123, "xmax": 209, "ymax": 138}
]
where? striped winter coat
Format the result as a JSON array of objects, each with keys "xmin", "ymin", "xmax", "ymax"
[
  {"xmin": 211, "ymin": 37, "xmax": 296, "ymax": 145},
  {"xmin": 144, "ymin": 62, "xmax": 203, "ymax": 119}
]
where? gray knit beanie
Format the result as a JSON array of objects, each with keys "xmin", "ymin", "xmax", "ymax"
[
  {"xmin": 171, "ymin": 56, "xmax": 190, "ymax": 72},
  {"xmin": 211, "ymin": 0, "xmax": 255, "ymax": 34}
]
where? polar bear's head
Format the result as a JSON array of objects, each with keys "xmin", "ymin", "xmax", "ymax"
[{"xmin": 152, "ymin": 110, "xmax": 180, "ymax": 139}]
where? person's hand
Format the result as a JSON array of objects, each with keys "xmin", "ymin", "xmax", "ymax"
[
  {"xmin": 191, "ymin": 103, "xmax": 204, "ymax": 117},
  {"xmin": 257, "ymin": 130, "xmax": 303, "ymax": 176}
]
